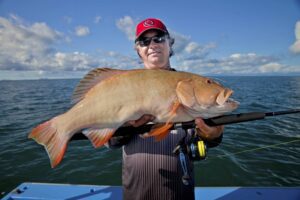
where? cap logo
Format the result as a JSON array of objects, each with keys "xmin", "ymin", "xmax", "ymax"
[{"xmin": 143, "ymin": 20, "xmax": 154, "ymax": 27}]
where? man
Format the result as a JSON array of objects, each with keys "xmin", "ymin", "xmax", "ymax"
[{"xmin": 109, "ymin": 18, "xmax": 224, "ymax": 200}]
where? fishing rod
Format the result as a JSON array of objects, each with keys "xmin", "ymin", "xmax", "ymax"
[
  {"xmin": 71, "ymin": 109, "xmax": 300, "ymax": 140},
  {"xmin": 70, "ymin": 109, "xmax": 300, "ymax": 185},
  {"xmin": 184, "ymin": 109, "xmax": 300, "ymax": 127}
]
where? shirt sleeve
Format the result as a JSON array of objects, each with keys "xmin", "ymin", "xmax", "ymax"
[
  {"xmin": 107, "ymin": 133, "xmax": 133, "ymax": 149},
  {"xmin": 191, "ymin": 128, "xmax": 223, "ymax": 148},
  {"xmin": 106, "ymin": 125, "xmax": 140, "ymax": 149},
  {"xmin": 204, "ymin": 132, "xmax": 223, "ymax": 148}
]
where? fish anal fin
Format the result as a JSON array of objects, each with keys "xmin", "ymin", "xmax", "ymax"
[
  {"xmin": 83, "ymin": 128, "xmax": 116, "ymax": 148},
  {"xmin": 147, "ymin": 100, "xmax": 180, "ymax": 141},
  {"xmin": 72, "ymin": 68, "xmax": 128, "ymax": 104},
  {"xmin": 176, "ymin": 79, "xmax": 196, "ymax": 108},
  {"xmin": 29, "ymin": 118, "xmax": 69, "ymax": 168},
  {"xmin": 147, "ymin": 123, "xmax": 173, "ymax": 141}
]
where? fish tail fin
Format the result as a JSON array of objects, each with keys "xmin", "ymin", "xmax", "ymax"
[
  {"xmin": 83, "ymin": 128, "xmax": 116, "ymax": 148},
  {"xmin": 29, "ymin": 118, "xmax": 69, "ymax": 168}
]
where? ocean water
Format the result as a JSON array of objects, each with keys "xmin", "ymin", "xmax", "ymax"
[{"xmin": 0, "ymin": 76, "xmax": 299, "ymax": 196}]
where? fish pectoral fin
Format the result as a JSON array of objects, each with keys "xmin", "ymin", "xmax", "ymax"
[
  {"xmin": 72, "ymin": 68, "xmax": 128, "ymax": 104},
  {"xmin": 176, "ymin": 79, "xmax": 196, "ymax": 108},
  {"xmin": 147, "ymin": 123, "xmax": 174, "ymax": 141},
  {"xmin": 169, "ymin": 100, "xmax": 181, "ymax": 118},
  {"xmin": 83, "ymin": 128, "xmax": 116, "ymax": 148}
]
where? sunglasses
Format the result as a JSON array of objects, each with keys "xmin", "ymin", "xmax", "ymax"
[{"xmin": 137, "ymin": 35, "xmax": 167, "ymax": 47}]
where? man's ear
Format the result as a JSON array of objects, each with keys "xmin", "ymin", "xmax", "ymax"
[
  {"xmin": 168, "ymin": 37, "xmax": 175, "ymax": 57},
  {"xmin": 134, "ymin": 45, "xmax": 142, "ymax": 58},
  {"xmin": 169, "ymin": 37, "xmax": 175, "ymax": 46}
]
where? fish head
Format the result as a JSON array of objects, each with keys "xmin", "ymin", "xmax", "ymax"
[{"xmin": 191, "ymin": 77, "xmax": 239, "ymax": 118}]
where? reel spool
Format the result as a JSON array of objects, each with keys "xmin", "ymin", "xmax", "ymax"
[{"xmin": 187, "ymin": 138, "xmax": 207, "ymax": 161}]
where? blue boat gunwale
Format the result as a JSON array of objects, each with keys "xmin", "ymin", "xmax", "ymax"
[{"xmin": 2, "ymin": 182, "xmax": 300, "ymax": 200}]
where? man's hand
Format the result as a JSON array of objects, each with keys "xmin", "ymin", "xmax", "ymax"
[
  {"xmin": 126, "ymin": 116, "xmax": 223, "ymax": 140},
  {"xmin": 195, "ymin": 118, "xmax": 224, "ymax": 140},
  {"xmin": 127, "ymin": 114, "xmax": 156, "ymax": 127}
]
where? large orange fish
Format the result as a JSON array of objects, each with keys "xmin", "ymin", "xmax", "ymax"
[{"xmin": 29, "ymin": 68, "xmax": 239, "ymax": 168}]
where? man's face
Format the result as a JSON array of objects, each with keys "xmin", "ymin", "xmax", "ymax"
[{"xmin": 136, "ymin": 30, "xmax": 171, "ymax": 70}]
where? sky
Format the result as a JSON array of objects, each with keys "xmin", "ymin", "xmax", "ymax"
[{"xmin": 0, "ymin": 0, "xmax": 300, "ymax": 80}]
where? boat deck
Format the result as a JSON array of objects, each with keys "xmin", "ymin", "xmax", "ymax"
[{"xmin": 2, "ymin": 182, "xmax": 299, "ymax": 200}]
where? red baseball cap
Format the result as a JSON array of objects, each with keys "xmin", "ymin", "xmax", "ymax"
[{"xmin": 135, "ymin": 18, "xmax": 169, "ymax": 41}]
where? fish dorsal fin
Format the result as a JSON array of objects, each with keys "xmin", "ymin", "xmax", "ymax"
[{"xmin": 72, "ymin": 67, "xmax": 127, "ymax": 104}]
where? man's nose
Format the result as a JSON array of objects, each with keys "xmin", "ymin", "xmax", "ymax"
[{"xmin": 149, "ymin": 39, "xmax": 158, "ymax": 48}]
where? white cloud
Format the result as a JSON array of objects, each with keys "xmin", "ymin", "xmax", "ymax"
[
  {"xmin": 259, "ymin": 62, "xmax": 283, "ymax": 73},
  {"xmin": 185, "ymin": 42, "xmax": 200, "ymax": 53},
  {"xmin": 289, "ymin": 21, "xmax": 300, "ymax": 54},
  {"xmin": 116, "ymin": 16, "xmax": 135, "ymax": 41},
  {"xmin": 226, "ymin": 53, "xmax": 272, "ymax": 66},
  {"xmin": 0, "ymin": 15, "xmax": 63, "ymax": 70},
  {"xmin": 260, "ymin": 62, "xmax": 300, "ymax": 74},
  {"xmin": 52, "ymin": 50, "xmax": 140, "ymax": 71},
  {"xmin": 290, "ymin": 40, "xmax": 300, "ymax": 54},
  {"xmin": 75, "ymin": 26, "xmax": 90, "ymax": 37},
  {"xmin": 181, "ymin": 53, "xmax": 300, "ymax": 75},
  {"xmin": 169, "ymin": 31, "xmax": 217, "ymax": 69},
  {"xmin": 0, "ymin": 15, "xmax": 139, "ymax": 75},
  {"xmin": 1, "ymin": 15, "xmax": 299, "ymax": 80},
  {"xmin": 0, "ymin": 69, "xmax": 87, "ymax": 80},
  {"xmin": 94, "ymin": 16, "xmax": 102, "ymax": 24},
  {"xmin": 31, "ymin": 22, "xmax": 63, "ymax": 41},
  {"xmin": 114, "ymin": 16, "xmax": 299, "ymax": 75},
  {"xmin": 54, "ymin": 51, "xmax": 100, "ymax": 70},
  {"xmin": 170, "ymin": 31, "xmax": 191, "ymax": 54}
]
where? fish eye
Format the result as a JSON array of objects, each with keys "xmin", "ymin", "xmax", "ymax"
[{"xmin": 206, "ymin": 79, "xmax": 212, "ymax": 84}]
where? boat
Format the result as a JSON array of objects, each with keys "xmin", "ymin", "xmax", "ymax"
[{"xmin": 2, "ymin": 182, "xmax": 299, "ymax": 200}]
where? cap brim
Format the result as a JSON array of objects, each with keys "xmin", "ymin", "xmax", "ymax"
[{"xmin": 135, "ymin": 28, "xmax": 168, "ymax": 42}]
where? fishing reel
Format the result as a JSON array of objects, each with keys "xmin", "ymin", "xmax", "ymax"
[
  {"xmin": 172, "ymin": 126, "xmax": 208, "ymax": 185},
  {"xmin": 186, "ymin": 136, "xmax": 207, "ymax": 161},
  {"xmin": 173, "ymin": 133, "xmax": 207, "ymax": 161}
]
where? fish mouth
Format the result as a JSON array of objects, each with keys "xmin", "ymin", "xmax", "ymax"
[
  {"xmin": 223, "ymin": 98, "xmax": 239, "ymax": 109},
  {"xmin": 216, "ymin": 89, "xmax": 239, "ymax": 108},
  {"xmin": 216, "ymin": 89, "xmax": 233, "ymax": 106}
]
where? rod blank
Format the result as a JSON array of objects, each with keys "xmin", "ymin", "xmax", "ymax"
[{"xmin": 71, "ymin": 109, "xmax": 300, "ymax": 140}]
